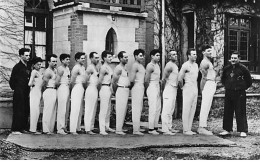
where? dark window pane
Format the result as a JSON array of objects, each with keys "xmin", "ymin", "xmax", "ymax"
[
  {"xmin": 35, "ymin": 15, "xmax": 46, "ymax": 31},
  {"xmin": 229, "ymin": 30, "xmax": 238, "ymax": 52},
  {"xmin": 240, "ymin": 31, "xmax": 249, "ymax": 60}
]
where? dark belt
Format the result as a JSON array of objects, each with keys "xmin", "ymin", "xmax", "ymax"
[
  {"xmin": 46, "ymin": 87, "xmax": 56, "ymax": 89},
  {"xmin": 118, "ymin": 85, "xmax": 129, "ymax": 88},
  {"xmin": 102, "ymin": 84, "xmax": 111, "ymax": 86}
]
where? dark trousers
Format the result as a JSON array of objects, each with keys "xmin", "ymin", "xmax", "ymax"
[
  {"xmin": 11, "ymin": 88, "xmax": 30, "ymax": 132},
  {"xmin": 223, "ymin": 89, "xmax": 248, "ymax": 132}
]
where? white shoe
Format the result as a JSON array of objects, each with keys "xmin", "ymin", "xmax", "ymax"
[
  {"xmin": 139, "ymin": 128, "xmax": 145, "ymax": 132},
  {"xmin": 86, "ymin": 131, "xmax": 96, "ymax": 135},
  {"xmin": 240, "ymin": 132, "xmax": 247, "ymax": 137},
  {"xmin": 100, "ymin": 132, "xmax": 108, "ymax": 135},
  {"xmin": 157, "ymin": 128, "xmax": 162, "ymax": 132},
  {"xmin": 57, "ymin": 130, "xmax": 68, "ymax": 135},
  {"xmin": 163, "ymin": 131, "xmax": 176, "ymax": 136},
  {"xmin": 29, "ymin": 131, "xmax": 41, "ymax": 135},
  {"xmin": 12, "ymin": 131, "xmax": 22, "ymax": 135},
  {"xmin": 116, "ymin": 131, "xmax": 126, "ymax": 135},
  {"xmin": 133, "ymin": 131, "xmax": 144, "ymax": 136},
  {"xmin": 170, "ymin": 129, "xmax": 180, "ymax": 133},
  {"xmin": 106, "ymin": 128, "xmax": 115, "ymax": 133},
  {"xmin": 70, "ymin": 132, "xmax": 78, "ymax": 135},
  {"xmin": 34, "ymin": 132, "xmax": 41, "ymax": 135},
  {"xmin": 148, "ymin": 130, "xmax": 159, "ymax": 135},
  {"xmin": 219, "ymin": 130, "xmax": 231, "ymax": 136},
  {"xmin": 183, "ymin": 131, "xmax": 197, "ymax": 135},
  {"xmin": 46, "ymin": 132, "xmax": 54, "ymax": 135},
  {"xmin": 197, "ymin": 127, "xmax": 213, "ymax": 135}
]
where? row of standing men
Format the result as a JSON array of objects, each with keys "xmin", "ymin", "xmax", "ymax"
[{"xmin": 9, "ymin": 45, "xmax": 252, "ymax": 137}]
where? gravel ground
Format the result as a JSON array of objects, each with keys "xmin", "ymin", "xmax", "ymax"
[{"xmin": 1, "ymin": 117, "xmax": 260, "ymax": 160}]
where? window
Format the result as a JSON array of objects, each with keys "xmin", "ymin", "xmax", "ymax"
[
  {"xmin": 24, "ymin": 0, "xmax": 50, "ymax": 67},
  {"xmin": 227, "ymin": 17, "xmax": 250, "ymax": 61},
  {"xmin": 24, "ymin": 13, "xmax": 47, "ymax": 62},
  {"xmin": 226, "ymin": 16, "xmax": 260, "ymax": 73},
  {"xmin": 105, "ymin": 28, "xmax": 118, "ymax": 62},
  {"xmin": 106, "ymin": 28, "xmax": 117, "ymax": 54}
]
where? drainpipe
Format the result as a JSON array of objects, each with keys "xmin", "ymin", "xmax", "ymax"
[{"xmin": 161, "ymin": 0, "xmax": 165, "ymax": 74}]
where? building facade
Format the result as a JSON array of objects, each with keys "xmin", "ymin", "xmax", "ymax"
[
  {"xmin": 52, "ymin": 0, "xmax": 147, "ymax": 71},
  {"xmin": 150, "ymin": 0, "xmax": 260, "ymax": 75}
]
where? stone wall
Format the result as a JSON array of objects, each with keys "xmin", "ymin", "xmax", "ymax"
[{"xmin": 0, "ymin": 0, "xmax": 24, "ymax": 99}]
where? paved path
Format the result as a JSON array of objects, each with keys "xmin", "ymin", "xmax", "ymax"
[{"xmin": 6, "ymin": 133, "xmax": 236, "ymax": 151}]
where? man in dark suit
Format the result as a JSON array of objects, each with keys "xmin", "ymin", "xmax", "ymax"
[
  {"xmin": 219, "ymin": 51, "xmax": 252, "ymax": 137},
  {"xmin": 9, "ymin": 48, "xmax": 31, "ymax": 135}
]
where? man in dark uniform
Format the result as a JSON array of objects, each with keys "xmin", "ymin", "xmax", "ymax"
[
  {"xmin": 219, "ymin": 51, "xmax": 252, "ymax": 137},
  {"xmin": 9, "ymin": 48, "xmax": 31, "ymax": 135}
]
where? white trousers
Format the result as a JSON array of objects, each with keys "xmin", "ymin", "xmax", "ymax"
[
  {"xmin": 84, "ymin": 85, "xmax": 98, "ymax": 131},
  {"xmin": 161, "ymin": 84, "xmax": 177, "ymax": 132},
  {"xmin": 70, "ymin": 84, "xmax": 84, "ymax": 133},
  {"xmin": 29, "ymin": 86, "xmax": 42, "ymax": 132},
  {"xmin": 147, "ymin": 84, "xmax": 161, "ymax": 130},
  {"xmin": 42, "ymin": 89, "xmax": 57, "ymax": 133},
  {"xmin": 199, "ymin": 81, "xmax": 217, "ymax": 127},
  {"xmin": 115, "ymin": 87, "xmax": 129, "ymax": 132},
  {"xmin": 57, "ymin": 84, "xmax": 70, "ymax": 132},
  {"xmin": 131, "ymin": 83, "xmax": 144, "ymax": 132},
  {"xmin": 182, "ymin": 85, "xmax": 198, "ymax": 132},
  {"xmin": 99, "ymin": 86, "xmax": 112, "ymax": 133}
]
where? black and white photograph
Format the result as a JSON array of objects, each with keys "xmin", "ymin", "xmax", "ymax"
[{"xmin": 1, "ymin": 0, "xmax": 260, "ymax": 160}]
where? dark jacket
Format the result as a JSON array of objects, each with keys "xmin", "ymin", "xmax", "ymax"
[
  {"xmin": 221, "ymin": 63, "xmax": 252, "ymax": 91},
  {"xmin": 9, "ymin": 61, "xmax": 31, "ymax": 91}
]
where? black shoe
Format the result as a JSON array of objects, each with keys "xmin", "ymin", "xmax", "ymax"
[
  {"xmin": 77, "ymin": 130, "xmax": 86, "ymax": 134},
  {"xmin": 21, "ymin": 130, "xmax": 29, "ymax": 134}
]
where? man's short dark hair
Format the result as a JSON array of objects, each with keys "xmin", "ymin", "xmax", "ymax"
[
  {"xmin": 150, "ymin": 49, "xmax": 161, "ymax": 57},
  {"xmin": 74, "ymin": 52, "xmax": 85, "ymax": 61},
  {"xmin": 118, "ymin": 51, "xmax": 126, "ymax": 60},
  {"xmin": 32, "ymin": 57, "xmax": 43, "ymax": 65},
  {"xmin": 89, "ymin": 52, "xmax": 97, "ymax": 59},
  {"xmin": 19, "ymin": 48, "xmax": 30, "ymax": 56},
  {"xmin": 201, "ymin": 44, "xmax": 212, "ymax": 52},
  {"xmin": 232, "ymin": 51, "xmax": 240, "ymax": 57},
  {"xmin": 186, "ymin": 48, "xmax": 196, "ymax": 58},
  {"xmin": 47, "ymin": 54, "xmax": 57, "ymax": 62},
  {"xmin": 133, "ymin": 49, "xmax": 145, "ymax": 58},
  {"xmin": 101, "ymin": 50, "xmax": 112, "ymax": 60},
  {"xmin": 60, "ymin": 53, "xmax": 70, "ymax": 61},
  {"xmin": 169, "ymin": 49, "xmax": 177, "ymax": 53}
]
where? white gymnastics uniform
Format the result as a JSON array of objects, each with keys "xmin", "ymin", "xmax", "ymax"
[
  {"xmin": 99, "ymin": 65, "xmax": 113, "ymax": 133},
  {"xmin": 146, "ymin": 63, "xmax": 161, "ymax": 130},
  {"xmin": 84, "ymin": 65, "xmax": 99, "ymax": 132},
  {"xmin": 131, "ymin": 63, "xmax": 145, "ymax": 132},
  {"xmin": 29, "ymin": 70, "xmax": 43, "ymax": 132},
  {"xmin": 70, "ymin": 65, "xmax": 85, "ymax": 133},
  {"xmin": 161, "ymin": 62, "xmax": 178, "ymax": 133},
  {"xmin": 115, "ymin": 65, "xmax": 130, "ymax": 132},
  {"xmin": 42, "ymin": 68, "xmax": 57, "ymax": 133},
  {"xmin": 181, "ymin": 61, "xmax": 198, "ymax": 132},
  {"xmin": 57, "ymin": 66, "xmax": 70, "ymax": 133},
  {"xmin": 199, "ymin": 59, "xmax": 217, "ymax": 127}
]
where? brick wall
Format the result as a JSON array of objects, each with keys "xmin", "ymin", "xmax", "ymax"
[
  {"xmin": 135, "ymin": 19, "xmax": 146, "ymax": 51},
  {"xmin": 68, "ymin": 12, "xmax": 88, "ymax": 69}
]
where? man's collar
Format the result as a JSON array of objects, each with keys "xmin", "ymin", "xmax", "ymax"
[{"xmin": 20, "ymin": 59, "xmax": 27, "ymax": 66}]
